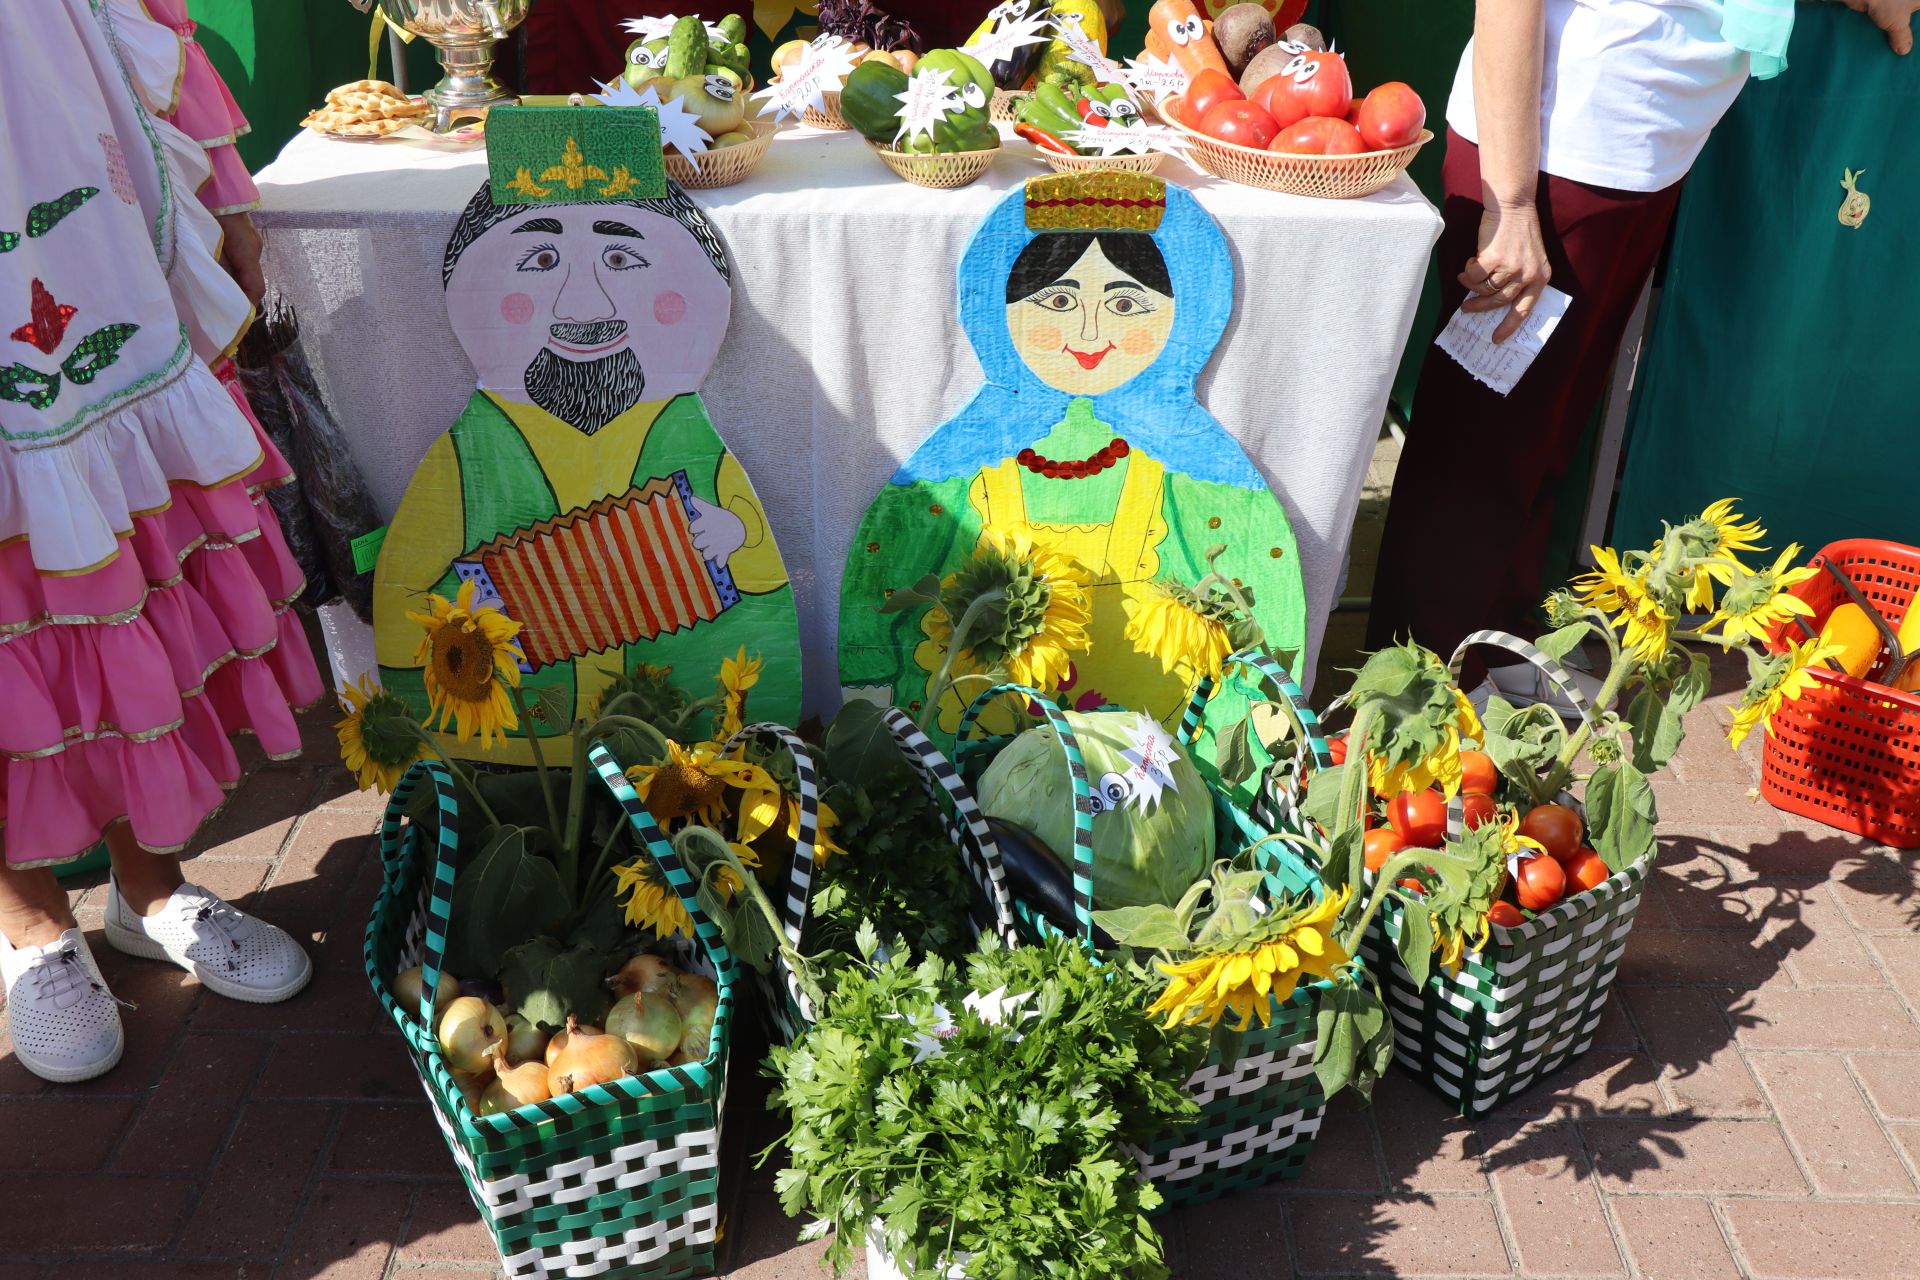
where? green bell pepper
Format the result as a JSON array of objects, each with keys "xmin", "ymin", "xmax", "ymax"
[
  {"xmin": 906, "ymin": 49, "xmax": 997, "ymax": 154},
  {"xmin": 840, "ymin": 58, "xmax": 909, "ymax": 144}
]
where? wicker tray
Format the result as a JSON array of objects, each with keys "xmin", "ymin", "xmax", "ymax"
[
  {"xmin": 990, "ymin": 88, "xmax": 1031, "ymax": 122},
  {"xmin": 802, "ymin": 89, "xmax": 848, "ymax": 130},
  {"xmin": 1163, "ymin": 97, "xmax": 1430, "ymax": 199},
  {"xmin": 866, "ymin": 140, "xmax": 999, "ymax": 189},
  {"xmin": 1038, "ymin": 147, "xmax": 1165, "ymax": 175},
  {"xmin": 663, "ymin": 120, "xmax": 775, "ymax": 188}
]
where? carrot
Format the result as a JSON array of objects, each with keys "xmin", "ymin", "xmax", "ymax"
[{"xmin": 1147, "ymin": 0, "xmax": 1230, "ymax": 81}]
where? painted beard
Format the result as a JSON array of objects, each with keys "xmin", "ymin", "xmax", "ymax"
[{"xmin": 523, "ymin": 343, "xmax": 646, "ymax": 435}]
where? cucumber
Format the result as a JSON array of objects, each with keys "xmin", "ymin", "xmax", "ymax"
[
  {"xmin": 662, "ymin": 14, "xmax": 708, "ymax": 81},
  {"xmin": 716, "ymin": 12, "xmax": 747, "ymax": 45}
]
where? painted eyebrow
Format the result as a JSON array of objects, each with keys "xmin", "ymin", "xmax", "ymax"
[
  {"xmin": 593, "ymin": 220, "xmax": 645, "ymax": 237},
  {"xmin": 1104, "ymin": 280, "xmax": 1144, "ymax": 291},
  {"xmin": 1044, "ymin": 278, "xmax": 1079, "ymax": 289},
  {"xmin": 512, "ymin": 217, "xmax": 563, "ymax": 234}
]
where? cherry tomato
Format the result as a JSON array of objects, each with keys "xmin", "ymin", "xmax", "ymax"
[
  {"xmin": 1270, "ymin": 115, "xmax": 1365, "ymax": 155},
  {"xmin": 1355, "ymin": 81, "xmax": 1427, "ymax": 150},
  {"xmin": 1388, "ymin": 789, "xmax": 1448, "ymax": 848},
  {"xmin": 1326, "ymin": 733, "xmax": 1349, "ymax": 766},
  {"xmin": 1519, "ymin": 804, "xmax": 1584, "ymax": 863},
  {"xmin": 1364, "ymin": 827, "xmax": 1406, "ymax": 874},
  {"xmin": 1180, "ymin": 68, "xmax": 1243, "ymax": 129},
  {"xmin": 1200, "ymin": 99, "xmax": 1280, "ymax": 149},
  {"xmin": 1459, "ymin": 792, "xmax": 1497, "ymax": 831},
  {"xmin": 1262, "ymin": 49, "xmax": 1351, "ymax": 130},
  {"xmin": 1563, "ymin": 847, "xmax": 1611, "ymax": 895},
  {"xmin": 1460, "ymin": 750, "xmax": 1498, "ymax": 797},
  {"xmin": 1513, "ymin": 854, "xmax": 1567, "ymax": 912},
  {"xmin": 1486, "ymin": 901, "xmax": 1526, "ymax": 928}
]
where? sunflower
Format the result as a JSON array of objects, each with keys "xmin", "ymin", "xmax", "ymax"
[
  {"xmin": 1661, "ymin": 500, "xmax": 1769, "ymax": 614},
  {"xmin": 335, "ymin": 676, "xmax": 424, "ymax": 793},
  {"xmin": 1729, "ymin": 636, "xmax": 1844, "ymax": 749},
  {"xmin": 925, "ymin": 527, "xmax": 1092, "ymax": 691},
  {"xmin": 625, "ymin": 738, "xmax": 782, "ymax": 830},
  {"xmin": 1147, "ymin": 887, "xmax": 1352, "ymax": 1030},
  {"xmin": 406, "ymin": 580, "xmax": 524, "ymax": 749},
  {"xmin": 1573, "ymin": 547, "xmax": 1674, "ymax": 664},
  {"xmin": 1124, "ymin": 580, "xmax": 1236, "ymax": 684},
  {"xmin": 739, "ymin": 782, "xmax": 848, "ymax": 868},
  {"xmin": 717, "ymin": 647, "xmax": 763, "ymax": 741},
  {"xmin": 1369, "ymin": 689, "xmax": 1484, "ymax": 799},
  {"xmin": 613, "ymin": 851, "xmax": 753, "ymax": 940},
  {"xmin": 1708, "ymin": 544, "xmax": 1819, "ymax": 646}
]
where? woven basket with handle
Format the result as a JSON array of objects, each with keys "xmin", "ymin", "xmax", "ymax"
[
  {"xmin": 1360, "ymin": 631, "xmax": 1656, "ymax": 1116},
  {"xmin": 953, "ymin": 651, "xmax": 1345, "ymax": 1206},
  {"xmin": 362, "ymin": 753, "xmax": 738, "ymax": 1279}
]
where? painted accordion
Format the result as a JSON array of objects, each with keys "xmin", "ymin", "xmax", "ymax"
[{"xmin": 454, "ymin": 471, "xmax": 740, "ymax": 672}]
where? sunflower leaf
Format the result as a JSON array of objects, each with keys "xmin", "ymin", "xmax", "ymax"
[
  {"xmin": 1669, "ymin": 650, "xmax": 1713, "ymax": 715},
  {"xmin": 1216, "ymin": 716, "xmax": 1255, "ymax": 788},
  {"xmin": 1091, "ymin": 904, "xmax": 1192, "ymax": 953},
  {"xmin": 529, "ymin": 682, "xmax": 573, "ymax": 729},
  {"xmin": 1396, "ymin": 902, "xmax": 1434, "ymax": 988},
  {"xmin": 1625, "ymin": 688, "xmax": 1686, "ymax": 773},
  {"xmin": 1300, "ymin": 762, "xmax": 1357, "ymax": 835},
  {"xmin": 823, "ymin": 699, "xmax": 912, "ymax": 788},
  {"xmin": 1312, "ymin": 983, "xmax": 1366, "ymax": 1097},
  {"xmin": 1535, "ymin": 622, "xmax": 1594, "ymax": 664},
  {"xmin": 1587, "ymin": 763, "xmax": 1658, "ymax": 873},
  {"xmin": 877, "ymin": 573, "xmax": 942, "ymax": 614}
]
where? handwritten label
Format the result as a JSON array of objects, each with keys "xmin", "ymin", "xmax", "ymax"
[
  {"xmin": 351, "ymin": 526, "xmax": 388, "ymax": 575},
  {"xmin": 751, "ymin": 33, "xmax": 861, "ymax": 123},
  {"xmin": 968, "ymin": 12, "xmax": 1050, "ymax": 68},
  {"xmin": 1118, "ymin": 53, "xmax": 1189, "ymax": 101},
  {"xmin": 894, "ymin": 65, "xmax": 963, "ymax": 146},
  {"xmin": 1119, "ymin": 712, "xmax": 1181, "ymax": 812},
  {"xmin": 1063, "ymin": 121, "xmax": 1188, "ymax": 158},
  {"xmin": 620, "ymin": 15, "xmax": 731, "ymax": 46},
  {"xmin": 1052, "ymin": 15, "xmax": 1123, "ymax": 83}
]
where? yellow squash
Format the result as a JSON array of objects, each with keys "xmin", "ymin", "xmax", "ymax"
[
  {"xmin": 1819, "ymin": 602, "xmax": 1882, "ymax": 679},
  {"xmin": 1032, "ymin": 0, "xmax": 1109, "ymax": 86}
]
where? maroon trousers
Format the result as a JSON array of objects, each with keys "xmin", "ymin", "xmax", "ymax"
[{"xmin": 1367, "ymin": 131, "xmax": 1685, "ymax": 660}]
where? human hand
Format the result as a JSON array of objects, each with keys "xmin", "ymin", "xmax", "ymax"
[
  {"xmin": 687, "ymin": 498, "xmax": 747, "ymax": 564},
  {"xmin": 215, "ymin": 211, "xmax": 266, "ymax": 306},
  {"xmin": 1459, "ymin": 202, "xmax": 1551, "ymax": 343},
  {"xmin": 1843, "ymin": 0, "xmax": 1918, "ymax": 54}
]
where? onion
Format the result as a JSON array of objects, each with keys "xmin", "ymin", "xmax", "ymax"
[
  {"xmin": 394, "ymin": 965, "xmax": 459, "ymax": 1020},
  {"xmin": 481, "ymin": 1050, "xmax": 553, "ymax": 1114},
  {"xmin": 670, "ymin": 972, "xmax": 717, "ymax": 1012},
  {"xmin": 674, "ymin": 990, "xmax": 718, "ymax": 1063},
  {"xmin": 451, "ymin": 1067, "xmax": 492, "ymax": 1113},
  {"xmin": 504, "ymin": 1014, "xmax": 551, "ymax": 1066},
  {"xmin": 609, "ymin": 953, "xmax": 678, "ymax": 1000},
  {"xmin": 544, "ymin": 1019, "xmax": 601, "ymax": 1069},
  {"xmin": 548, "ymin": 1016, "xmax": 638, "ymax": 1094},
  {"xmin": 606, "ymin": 991, "xmax": 684, "ymax": 1061},
  {"xmin": 437, "ymin": 996, "xmax": 506, "ymax": 1074}
]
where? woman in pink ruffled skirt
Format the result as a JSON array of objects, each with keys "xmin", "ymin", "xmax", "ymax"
[{"xmin": 0, "ymin": 0, "xmax": 324, "ymax": 1083}]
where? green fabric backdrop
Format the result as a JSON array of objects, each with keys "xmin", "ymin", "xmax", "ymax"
[{"xmin": 1613, "ymin": 3, "xmax": 1920, "ymax": 554}]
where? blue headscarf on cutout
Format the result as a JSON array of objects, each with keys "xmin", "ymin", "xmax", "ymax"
[{"xmin": 900, "ymin": 179, "xmax": 1263, "ymax": 489}]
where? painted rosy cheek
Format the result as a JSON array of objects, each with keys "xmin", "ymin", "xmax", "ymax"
[
  {"xmin": 1025, "ymin": 323, "xmax": 1064, "ymax": 352},
  {"xmin": 499, "ymin": 292, "xmax": 535, "ymax": 325},
  {"xmin": 1120, "ymin": 328, "xmax": 1159, "ymax": 356},
  {"xmin": 652, "ymin": 290, "xmax": 688, "ymax": 325}
]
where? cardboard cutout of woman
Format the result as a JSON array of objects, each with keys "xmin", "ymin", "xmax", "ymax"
[
  {"xmin": 839, "ymin": 173, "xmax": 1305, "ymax": 735},
  {"xmin": 373, "ymin": 108, "xmax": 799, "ymax": 766}
]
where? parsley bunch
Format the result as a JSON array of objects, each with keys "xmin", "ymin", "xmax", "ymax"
[
  {"xmin": 767, "ymin": 933, "xmax": 1202, "ymax": 1279},
  {"xmin": 804, "ymin": 771, "xmax": 977, "ymax": 963}
]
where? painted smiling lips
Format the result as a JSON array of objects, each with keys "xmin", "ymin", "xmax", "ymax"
[{"xmin": 1064, "ymin": 342, "xmax": 1115, "ymax": 371}]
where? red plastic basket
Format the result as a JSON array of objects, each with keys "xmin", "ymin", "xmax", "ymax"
[{"xmin": 1760, "ymin": 538, "xmax": 1920, "ymax": 846}]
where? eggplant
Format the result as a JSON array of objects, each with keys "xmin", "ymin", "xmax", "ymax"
[
  {"xmin": 986, "ymin": 818, "xmax": 1113, "ymax": 948},
  {"xmin": 969, "ymin": 0, "xmax": 1055, "ymax": 91},
  {"xmin": 458, "ymin": 977, "xmax": 506, "ymax": 1007}
]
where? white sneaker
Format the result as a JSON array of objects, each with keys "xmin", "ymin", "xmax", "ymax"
[
  {"xmin": 104, "ymin": 880, "xmax": 311, "ymax": 1004},
  {"xmin": 1, "ymin": 927, "xmax": 126, "ymax": 1083}
]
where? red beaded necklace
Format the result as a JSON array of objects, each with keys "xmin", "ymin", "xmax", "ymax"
[{"xmin": 1016, "ymin": 437, "xmax": 1130, "ymax": 480}]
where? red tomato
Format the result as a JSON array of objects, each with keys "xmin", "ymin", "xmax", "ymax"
[
  {"xmin": 1200, "ymin": 99, "xmax": 1280, "ymax": 149},
  {"xmin": 1271, "ymin": 115, "xmax": 1365, "ymax": 155},
  {"xmin": 1180, "ymin": 68, "xmax": 1243, "ymax": 129},
  {"xmin": 1460, "ymin": 750, "xmax": 1498, "ymax": 797},
  {"xmin": 1263, "ymin": 49, "xmax": 1351, "ymax": 131},
  {"xmin": 1326, "ymin": 733, "xmax": 1349, "ymax": 766},
  {"xmin": 1563, "ymin": 848, "xmax": 1611, "ymax": 895},
  {"xmin": 1513, "ymin": 854, "xmax": 1567, "ymax": 912},
  {"xmin": 1345, "ymin": 99, "xmax": 1365, "ymax": 127},
  {"xmin": 1518, "ymin": 804, "xmax": 1584, "ymax": 863},
  {"xmin": 1388, "ymin": 789, "xmax": 1447, "ymax": 848},
  {"xmin": 1396, "ymin": 877, "xmax": 1426, "ymax": 897},
  {"xmin": 1356, "ymin": 81, "xmax": 1427, "ymax": 150},
  {"xmin": 1364, "ymin": 827, "xmax": 1406, "ymax": 874},
  {"xmin": 1459, "ymin": 792, "xmax": 1497, "ymax": 831},
  {"xmin": 1486, "ymin": 901, "xmax": 1526, "ymax": 928}
]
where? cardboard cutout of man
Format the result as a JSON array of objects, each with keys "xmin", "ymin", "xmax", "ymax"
[{"xmin": 373, "ymin": 107, "xmax": 799, "ymax": 765}]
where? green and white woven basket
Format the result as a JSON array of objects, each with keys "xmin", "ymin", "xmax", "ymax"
[
  {"xmin": 1360, "ymin": 629, "xmax": 1657, "ymax": 1117},
  {"xmin": 363, "ymin": 751, "xmax": 739, "ymax": 1279},
  {"xmin": 955, "ymin": 651, "xmax": 1343, "ymax": 1207}
]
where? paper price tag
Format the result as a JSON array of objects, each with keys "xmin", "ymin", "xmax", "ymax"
[
  {"xmin": 621, "ymin": 15, "xmax": 731, "ymax": 46},
  {"xmin": 894, "ymin": 66, "xmax": 963, "ymax": 145},
  {"xmin": 351, "ymin": 525, "xmax": 388, "ymax": 575},
  {"xmin": 595, "ymin": 78, "xmax": 711, "ymax": 171},
  {"xmin": 1051, "ymin": 17, "xmax": 1123, "ymax": 83},
  {"xmin": 752, "ymin": 33, "xmax": 861, "ymax": 123},
  {"xmin": 1119, "ymin": 54, "xmax": 1189, "ymax": 101},
  {"xmin": 1063, "ymin": 121, "xmax": 1188, "ymax": 158},
  {"xmin": 969, "ymin": 13, "xmax": 1050, "ymax": 68}
]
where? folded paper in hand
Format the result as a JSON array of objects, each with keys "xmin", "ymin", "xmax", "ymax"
[{"xmin": 1435, "ymin": 285, "xmax": 1572, "ymax": 396}]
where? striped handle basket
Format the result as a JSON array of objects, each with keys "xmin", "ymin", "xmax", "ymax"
[
  {"xmin": 1361, "ymin": 630, "xmax": 1656, "ymax": 1116},
  {"xmin": 954, "ymin": 651, "xmax": 1343, "ymax": 1207},
  {"xmin": 363, "ymin": 753, "xmax": 739, "ymax": 1279},
  {"xmin": 751, "ymin": 712, "xmax": 1023, "ymax": 1044}
]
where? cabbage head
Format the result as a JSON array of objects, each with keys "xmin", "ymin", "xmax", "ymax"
[{"xmin": 976, "ymin": 710, "xmax": 1214, "ymax": 911}]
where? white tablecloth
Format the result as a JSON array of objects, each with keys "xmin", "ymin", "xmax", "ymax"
[{"xmin": 254, "ymin": 124, "xmax": 1440, "ymax": 711}]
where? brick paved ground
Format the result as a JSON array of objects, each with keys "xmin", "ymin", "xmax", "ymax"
[{"xmin": 4, "ymin": 670, "xmax": 1919, "ymax": 1279}]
